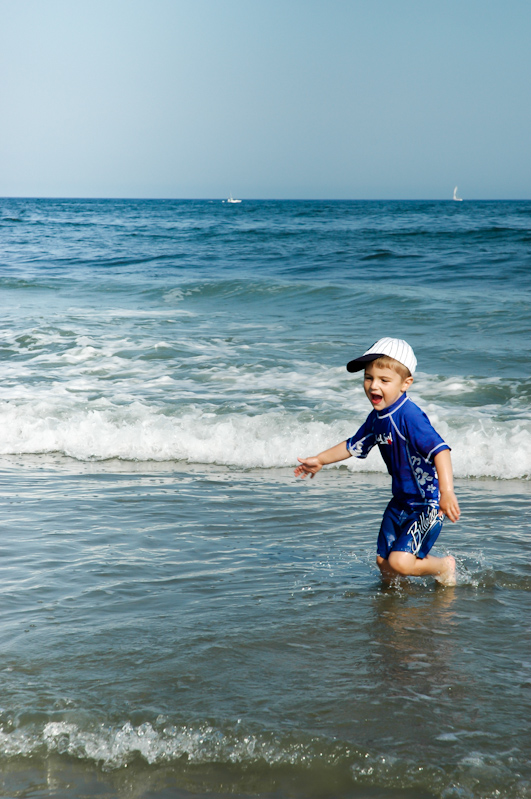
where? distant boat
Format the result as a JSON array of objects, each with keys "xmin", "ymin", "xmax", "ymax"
[
  {"xmin": 225, "ymin": 194, "xmax": 241, "ymax": 204},
  {"xmin": 453, "ymin": 186, "xmax": 463, "ymax": 202}
]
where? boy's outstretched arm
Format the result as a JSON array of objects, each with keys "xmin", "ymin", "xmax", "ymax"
[
  {"xmin": 434, "ymin": 449, "xmax": 460, "ymax": 522},
  {"xmin": 294, "ymin": 441, "xmax": 351, "ymax": 479}
]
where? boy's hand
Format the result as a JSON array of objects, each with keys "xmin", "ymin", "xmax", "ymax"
[
  {"xmin": 294, "ymin": 456, "xmax": 323, "ymax": 479},
  {"xmin": 439, "ymin": 489, "xmax": 460, "ymax": 522},
  {"xmin": 294, "ymin": 442, "xmax": 350, "ymax": 479}
]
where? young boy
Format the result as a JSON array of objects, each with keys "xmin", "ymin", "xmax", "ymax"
[{"xmin": 294, "ymin": 338, "xmax": 460, "ymax": 586}]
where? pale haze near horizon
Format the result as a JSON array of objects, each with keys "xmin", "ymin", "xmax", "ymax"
[{"xmin": 1, "ymin": 0, "xmax": 529, "ymax": 200}]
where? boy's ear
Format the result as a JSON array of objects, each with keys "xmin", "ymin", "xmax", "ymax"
[{"xmin": 402, "ymin": 376, "xmax": 414, "ymax": 392}]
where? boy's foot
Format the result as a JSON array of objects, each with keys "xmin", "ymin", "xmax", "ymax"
[{"xmin": 435, "ymin": 555, "xmax": 456, "ymax": 586}]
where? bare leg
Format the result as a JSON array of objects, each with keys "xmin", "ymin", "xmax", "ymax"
[
  {"xmin": 378, "ymin": 552, "xmax": 456, "ymax": 586},
  {"xmin": 376, "ymin": 555, "xmax": 408, "ymax": 584}
]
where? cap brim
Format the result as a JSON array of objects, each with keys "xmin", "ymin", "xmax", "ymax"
[{"xmin": 346, "ymin": 353, "xmax": 385, "ymax": 373}]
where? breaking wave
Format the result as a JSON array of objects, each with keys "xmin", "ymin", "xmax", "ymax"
[{"xmin": 0, "ymin": 395, "xmax": 528, "ymax": 479}]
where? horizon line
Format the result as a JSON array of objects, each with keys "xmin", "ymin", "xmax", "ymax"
[{"xmin": 0, "ymin": 195, "xmax": 529, "ymax": 202}]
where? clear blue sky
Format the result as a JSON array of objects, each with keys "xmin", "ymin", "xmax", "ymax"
[{"xmin": 1, "ymin": 0, "xmax": 529, "ymax": 199}]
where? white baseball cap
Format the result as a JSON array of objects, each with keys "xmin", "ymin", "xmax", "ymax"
[{"xmin": 346, "ymin": 337, "xmax": 417, "ymax": 375}]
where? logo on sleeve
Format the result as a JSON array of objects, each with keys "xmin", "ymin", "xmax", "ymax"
[{"xmin": 375, "ymin": 432, "xmax": 393, "ymax": 446}]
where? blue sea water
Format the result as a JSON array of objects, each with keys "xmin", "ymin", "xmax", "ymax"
[{"xmin": 0, "ymin": 198, "xmax": 530, "ymax": 798}]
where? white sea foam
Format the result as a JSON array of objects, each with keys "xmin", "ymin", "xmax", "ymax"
[
  {"xmin": 0, "ymin": 718, "xmax": 353, "ymax": 770},
  {"xmin": 0, "ymin": 717, "xmax": 520, "ymax": 799},
  {"xmin": 0, "ymin": 317, "xmax": 528, "ymax": 478},
  {"xmin": 39, "ymin": 720, "xmax": 307, "ymax": 768},
  {"xmin": 0, "ymin": 394, "xmax": 528, "ymax": 479}
]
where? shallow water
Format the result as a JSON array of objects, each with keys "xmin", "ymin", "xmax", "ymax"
[
  {"xmin": 0, "ymin": 459, "xmax": 529, "ymax": 798},
  {"xmin": 0, "ymin": 199, "xmax": 529, "ymax": 797}
]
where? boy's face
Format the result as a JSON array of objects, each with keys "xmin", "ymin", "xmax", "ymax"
[{"xmin": 363, "ymin": 363, "xmax": 413, "ymax": 411}]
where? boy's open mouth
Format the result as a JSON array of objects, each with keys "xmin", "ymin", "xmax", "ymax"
[{"xmin": 370, "ymin": 393, "xmax": 383, "ymax": 405}]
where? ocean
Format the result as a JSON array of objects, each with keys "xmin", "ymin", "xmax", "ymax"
[{"xmin": 0, "ymin": 197, "xmax": 529, "ymax": 799}]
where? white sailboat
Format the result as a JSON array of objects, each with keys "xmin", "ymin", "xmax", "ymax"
[
  {"xmin": 225, "ymin": 193, "xmax": 241, "ymax": 204},
  {"xmin": 453, "ymin": 186, "xmax": 463, "ymax": 202}
]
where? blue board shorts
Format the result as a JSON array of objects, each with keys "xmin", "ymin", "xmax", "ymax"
[{"xmin": 377, "ymin": 498, "xmax": 443, "ymax": 560}]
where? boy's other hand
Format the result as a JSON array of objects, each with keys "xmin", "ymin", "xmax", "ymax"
[
  {"xmin": 439, "ymin": 489, "xmax": 460, "ymax": 522},
  {"xmin": 294, "ymin": 457, "xmax": 323, "ymax": 479}
]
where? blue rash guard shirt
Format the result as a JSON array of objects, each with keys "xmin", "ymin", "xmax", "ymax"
[{"xmin": 345, "ymin": 394, "xmax": 450, "ymax": 510}]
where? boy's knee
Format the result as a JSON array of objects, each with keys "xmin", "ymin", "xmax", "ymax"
[{"xmin": 387, "ymin": 550, "xmax": 415, "ymax": 575}]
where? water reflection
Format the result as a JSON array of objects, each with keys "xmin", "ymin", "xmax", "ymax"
[{"xmin": 370, "ymin": 584, "xmax": 458, "ymax": 707}]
